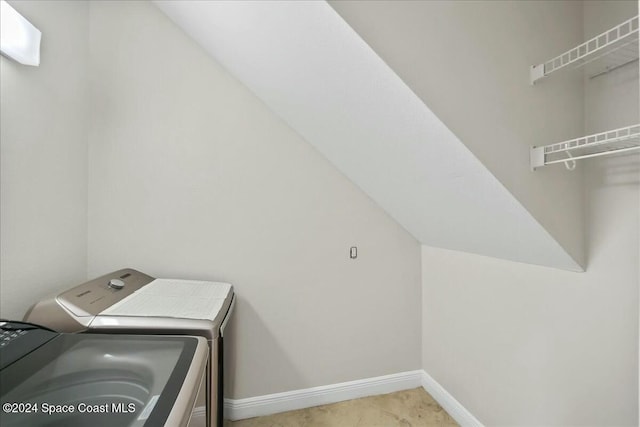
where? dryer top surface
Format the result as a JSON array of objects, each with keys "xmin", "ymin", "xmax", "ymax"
[{"xmin": 101, "ymin": 279, "xmax": 232, "ymax": 321}]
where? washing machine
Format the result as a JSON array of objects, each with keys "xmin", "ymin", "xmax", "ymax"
[
  {"xmin": 0, "ymin": 320, "xmax": 208, "ymax": 427},
  {"xmin": 23, "ymin": 269, "xmax": 235, "ymax": 427}
]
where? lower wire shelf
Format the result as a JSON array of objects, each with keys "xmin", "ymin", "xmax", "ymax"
[{"xmin": 531, "ymin": 124, "xmax": 640, "ymax": 170}]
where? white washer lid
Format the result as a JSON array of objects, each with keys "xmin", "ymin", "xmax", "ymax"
[{"xmin": 101, "ymin": 279, "xmax": 232, "ymax": 320}]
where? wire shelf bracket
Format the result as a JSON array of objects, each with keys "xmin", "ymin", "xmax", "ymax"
[
  {"xmin": 530, "ymin": 15, "xmax": 639, "ymax": 84},
  {"xmin": 530, "ymin": 124, "xmax": 640, "ymax": 171}
]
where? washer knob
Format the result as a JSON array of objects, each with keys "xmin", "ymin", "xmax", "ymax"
[{"xmin": 108, "ymin": 279, "xmax": 125, "ymax": 290}]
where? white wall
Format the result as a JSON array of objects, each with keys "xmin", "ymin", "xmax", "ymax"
[
  {"xmin": 2, "ymin": 3, "xmax": 636, "ymax": 423},
  {"xmin": 421, "ymin": 1, "xmax": 639, "ymax": 425},
  {"xmin": 87, "ymin": 0, "xmax": 421, "ymax": 399},
  {"xmin": 0, "ymin": 1, "xmax": 89, "ymax": 320},
  {"xmin": 330, "ymin": 0, "xmax": 586, "ymax": 268},
  {"xmin": 154, "ymin": 1, "xmax": 582, "ymax": 272}
]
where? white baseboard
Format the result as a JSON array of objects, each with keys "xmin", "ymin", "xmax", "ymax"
[
  {"xmin": 420, "ymin": 371, "xmax": 483, "ymax": 427},
  {"xmin": 218, "ymin": 369, "xmax": 482, "ymax": 425},
  {"xmin": 223, "ymin": 370, "xmax": 423, "ymax": 421}
]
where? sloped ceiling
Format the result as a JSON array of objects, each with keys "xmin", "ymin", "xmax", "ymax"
[{"xmin": 154, "ymin": 0, "xmax": 582, "ymax": 271}]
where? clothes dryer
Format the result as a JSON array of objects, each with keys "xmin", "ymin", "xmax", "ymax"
[{"xmin": 24, "ymin": 269, "xmax": 235, "ymax": 427}]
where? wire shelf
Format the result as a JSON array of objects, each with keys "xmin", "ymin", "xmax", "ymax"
[
  {"xmin": 530, "ymin": 15, "xmax": 639, "ymax": 84},
  {"xmin": 530, "ymin": 124, "xmax": 640, "ymax": 170}
]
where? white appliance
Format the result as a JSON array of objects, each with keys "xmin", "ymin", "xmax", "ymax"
[{"xmin": 24, "ymin": 269, "xmax": 235, "ymax": 427}]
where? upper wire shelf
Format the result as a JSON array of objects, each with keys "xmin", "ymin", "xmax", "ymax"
[
  {"xmin": 531, "ymin": 124, "xmax": 640, "ymax": 170},
  {"xmin": 530, "ymin": 15, "xmax": 639, "ymax": 84}
]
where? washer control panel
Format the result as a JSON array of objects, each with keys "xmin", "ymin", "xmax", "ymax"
[
  {"xmin": 56, "ymin": 269, "xmax": 154, "ymax": 316},
  {"xmin": 108, "ymin": 279, "xmax": 125, "ymax": 290},
  {"xmin": 0, "ymin": 326, "xmax": 28, "ymax": 348},
  {"xmin": 0, "ymin": 321, "xmax": 58, "ymax": 370}
]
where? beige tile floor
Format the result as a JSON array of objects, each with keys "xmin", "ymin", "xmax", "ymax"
[{"xmin": 229, "ymin": 387, "xmax": 458, "ymax": 427}]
